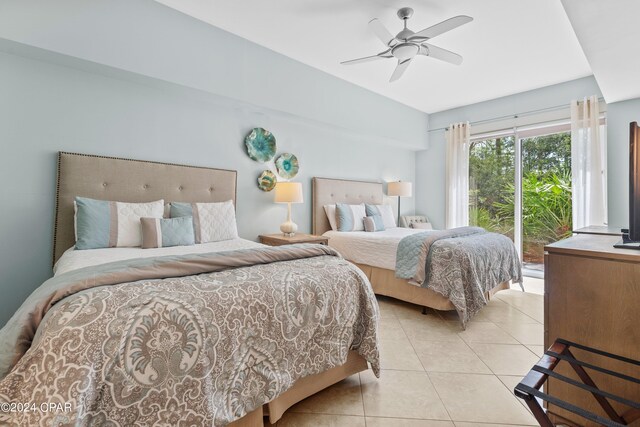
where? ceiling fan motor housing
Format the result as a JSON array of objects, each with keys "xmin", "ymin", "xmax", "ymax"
[{"xmin": 396, "ymin": 28, "xmax": 415, "ymax": 41}]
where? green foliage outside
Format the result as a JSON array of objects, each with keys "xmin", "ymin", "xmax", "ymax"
[{"xmin": 469, "ymin": 132, "xmax": 573, "ymax": 263}]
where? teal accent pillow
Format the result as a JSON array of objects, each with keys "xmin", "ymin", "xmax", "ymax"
[
  {"xmin": 371, "ymin": 214, "xmax": 386, "ymax": 231},
  {"xmin": 141, "ymin": 216, "xmax": 195, "ymax": 249},
  {"xmin": 75, "ymin": 197, "xmax": 111, "ymax": 250},
  {"xmin": 170, "ymin": 202, "xmax": 194, "ymax": 218},
  {"xmin": 336, "ymin": 203, "xmax": 353, "ymax": 232},
  {"xmin": 365, "ymin": 204, "xmax": 378, "ymax": 217}
]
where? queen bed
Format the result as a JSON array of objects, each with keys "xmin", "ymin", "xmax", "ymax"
[
  {"xmin": 0, "ymin": 153, "xmax": 380, "ymax": 427},
  {"xmin": 312, "ymin": 177, "xmax": 522, "ymax": 325}
]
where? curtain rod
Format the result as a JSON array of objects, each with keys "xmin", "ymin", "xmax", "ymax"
[{"xmin": 427, "ymin": 96, "xmax": 605, "ymax": 133}]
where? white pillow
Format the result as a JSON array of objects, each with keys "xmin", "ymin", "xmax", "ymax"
[
  {"xmin": 366, "ymin": 204, "xmax": 397, "ymax": 229},
  {"xmin": 323, "ymin": 204, "xmax": 338, "ymax": 231},
  {"xmin": 116, "ymin": 201, "xmax": 166, "ymax": 247},
  {"xmin": 170, "ymin": 200, "xmax": 238, "ymax": 243},
  {"xmin": 412, "ymin": 222, "xmax": 433, "ymax": 230}
]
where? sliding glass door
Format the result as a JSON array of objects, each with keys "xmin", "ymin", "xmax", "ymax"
[
  {"xmin": 469, "ymin": 124, "xmax": 573, "ymax": 275},
  {"xmin": 520, "ymin": 129, "xmax": 572, "ymax": 272},
  {"xmin": 469, "ymin": 135, "xmax": 515, "ymax": 240}
]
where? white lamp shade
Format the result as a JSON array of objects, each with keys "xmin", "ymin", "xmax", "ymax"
[
  {"xmin": 274, "ymin": 182, "xmax": 303, "ymax": 203},
  {"xmin": 388, "ymin": 181, "xmax": 412, "ymax": 197}
]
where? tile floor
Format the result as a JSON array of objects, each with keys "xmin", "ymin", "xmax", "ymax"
[{"xmin": 273, "ymin": 277, "xmax": 545, "ymax": 427}]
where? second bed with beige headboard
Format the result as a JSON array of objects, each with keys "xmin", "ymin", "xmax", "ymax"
[{"xmin": 312, "ymin": 176, "xmax": 510, "ymax": 313}]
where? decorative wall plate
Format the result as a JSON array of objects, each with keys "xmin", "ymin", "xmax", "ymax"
[
  {"xmin": 245, "ymin": 128, "xmax": 276, "ymax": 163},
  {"xmin": 257, "ymin": 170, "xmax": 277, "ymax": 192},
  {"xmin": 275, "ymin": 153, "xmax": 299, "ymax": 179}
]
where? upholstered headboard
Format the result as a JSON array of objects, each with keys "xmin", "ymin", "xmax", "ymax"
[
  {"xmin": 53, "ymin": 152, "xmax": 237, "ymax": 265},
  {"xmin": 312, "ymin": 177, "xmax": 383, "ymax": 235}
]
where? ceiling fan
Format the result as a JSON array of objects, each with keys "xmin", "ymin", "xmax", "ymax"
[{"xmin": 341, "ymin": 7, "xmax": 473, "ymax": 82}]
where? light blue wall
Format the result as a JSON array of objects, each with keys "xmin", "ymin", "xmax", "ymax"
[
  {"xmin": 606, "ymin": 98, "xmax": 640, "ymax": 226},
  {"xmin": 0, "ymin": 0, "xmax": 428, "ymax": 150},
  {"xmin": 0, "ymin": 1, "xmax": 426, "ymax": 327},
  {"xmin": 416, "ymin": 76, "xmax": 603, "ymax": 229}
]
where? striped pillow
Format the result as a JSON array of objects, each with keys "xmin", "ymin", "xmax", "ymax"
[
  {"xmin": 74, "ymin": 197, "xmax": 164, "ymax": 250},
  {"xmin": 170, "ymin": 200, "xmax": 238, "ymax": 243},
  {"xmin": 365, "ymin": 204, "xmax": 397, "ymax": 229},
  {"xmin": 336, "ymin": 203, "xmax": 366, "ymax": 232},
  {"xmin": 363, "ymin": 215, "xmax": 385, "ymax": 232},
  {"xmin": 140, "ymin": 216, "xmax": 195, "ymax": 249}
]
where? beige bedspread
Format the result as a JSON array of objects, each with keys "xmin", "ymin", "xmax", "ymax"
[{"xmin": 0, "ymin": 244, "xmax": 380, "ymax": 426}]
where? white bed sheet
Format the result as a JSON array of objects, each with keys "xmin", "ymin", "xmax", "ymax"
[
  {"xmin": 324, "ymin": 227, "xmax": 430, "ymax": 270},
  {"xmin": 54, "ymin": 238, "xmax": 265, "ymax": 276}
]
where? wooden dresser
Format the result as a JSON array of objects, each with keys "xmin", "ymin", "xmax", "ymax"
[{"xmin": 545, "ymin": 234, "xmax": 640, "ymax": 426}]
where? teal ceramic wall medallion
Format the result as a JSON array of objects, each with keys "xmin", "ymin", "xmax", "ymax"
[
  {"xmin": 275, "ymin": 152, "xmax": 299, "ymax": 179},
  {"xmin": 245, "ymin": 128, "xmax": 276, "ymax": 162},
  {"xmin": 257, "ymin": 170, "xmax": 277, "ymax": 192}
]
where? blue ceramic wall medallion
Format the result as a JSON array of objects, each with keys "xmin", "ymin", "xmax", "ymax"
[
  {"xmin": 275, "ymin": 153, "xmax": 299, "ymax": 179},
  {"xmin": 245, "ymin": 128, "xmax": 276, "ymax": 163},
  {"xmin": 257, "ymin": 170, "xmax": 277, "ymax": 192}
]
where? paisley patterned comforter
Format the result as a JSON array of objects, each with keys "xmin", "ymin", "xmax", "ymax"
[
  {"xmin": 0, "ymin": 244, "xmax": 380, "ymax": 426},
  {"xmin": 396, "ymin": 227, "xmax": 522, "ymax": 326}
]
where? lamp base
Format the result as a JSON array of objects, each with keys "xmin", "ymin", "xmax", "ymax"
[{"xmin": 280, "ymin": 220, "xmax": 298, "ymax": 237}]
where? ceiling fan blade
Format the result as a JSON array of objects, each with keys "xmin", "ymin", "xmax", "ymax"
[
  {"xmin": 390, "ymin": 59, "xmax": 412, "ymax": 82},
  {"xmin": 368, "ymin": 18, "xmax": 396, "ymax": 46},
  {"xmin": 341, "ymin": 49, "xmax": 392, "ymax": 65},
  {"xmin": 409, "ymin": 15, "xmax": 473, "ymax": 41},
  {"xmin": 420, "ymin": 43, "xmax": 463, "ymax": 65}
]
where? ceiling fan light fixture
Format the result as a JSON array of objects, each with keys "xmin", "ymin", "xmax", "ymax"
[{"xmin": 392, "ymin": 43, "xmax": 419, "ymax": 61}]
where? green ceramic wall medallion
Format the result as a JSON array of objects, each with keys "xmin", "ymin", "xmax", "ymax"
[
  {"xmin": 275, "ymin": 152, "xmax": 299, "ymax": 179},
  {"xmin": 245, "ymin": 128, "xmax": 276, "ymax": 163},
  {"xmin": 257, "ymin": 170, "xmax": 277, "ymax": 192}
]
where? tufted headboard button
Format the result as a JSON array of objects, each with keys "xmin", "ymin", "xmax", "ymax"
[
  {"xmin": 143, "ymin": 184, "xmax": 149, "ymax": 189},
  {"xmin": 102, "ymin": 182, "xmax": 108, "ymax": 187}
]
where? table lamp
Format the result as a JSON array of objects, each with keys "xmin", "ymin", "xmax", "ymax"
[
  {"xmin": 387, "ymin": 181, "xmax": 412, "ymax": 226},
  {"xmin": 274, "ymin": 182, "xmax": 303, "ymax": 236}
]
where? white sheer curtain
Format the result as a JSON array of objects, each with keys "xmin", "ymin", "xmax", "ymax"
[
  {"xmin": 445, "ymin": 122, "xmax": 470, "ymax": 229},
  {"xmin": 571, "ymin": 96, "xmax": 607, "ymax": 229}
]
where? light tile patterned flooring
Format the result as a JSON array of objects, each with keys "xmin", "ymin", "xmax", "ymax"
[{"xmin": 273, "ymin": 277, "xmax": 545, "ymax": 427}]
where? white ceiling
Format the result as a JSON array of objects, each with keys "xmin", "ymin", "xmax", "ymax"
[
  {"xmin": 155, "ymin": 0, "xmax": 592, "ymax": 113},
  {"xmin": 561, "ymin": 0, "xmax": 640, "ymax": 104}
]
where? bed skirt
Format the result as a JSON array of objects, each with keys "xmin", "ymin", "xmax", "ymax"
[
  {"xmin": 352, "ymin": 262, "xmax": 510, "ymax": 311},
  {"xmin": 228, "ymin": 350, "xmax": 368, "ymax": 426}
]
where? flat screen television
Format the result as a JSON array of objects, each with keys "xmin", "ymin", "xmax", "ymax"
[{"xmin": 614, "ymin": 121, "xmax": 640, "ymax": 249}]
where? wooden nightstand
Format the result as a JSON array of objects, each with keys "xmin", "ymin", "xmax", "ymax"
[{"xmin": 259, "ymin": 233, "xmax": 329, "ymax": 246}]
